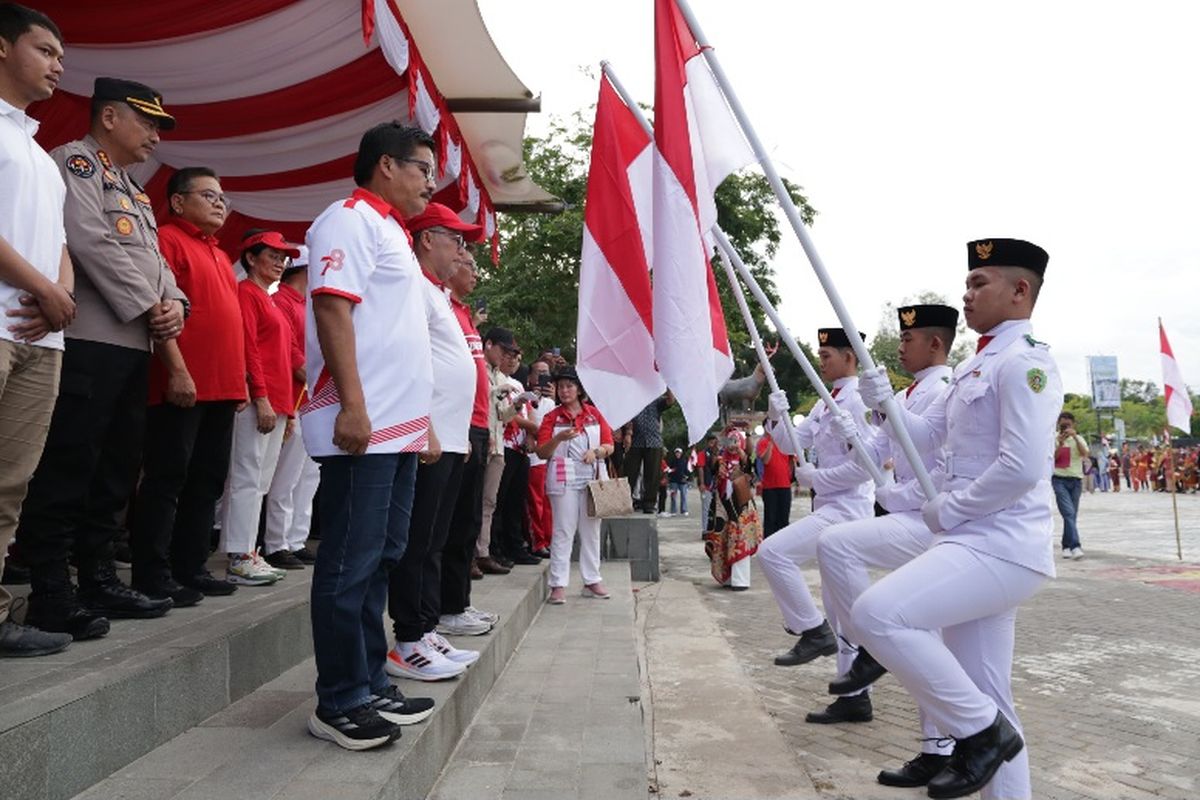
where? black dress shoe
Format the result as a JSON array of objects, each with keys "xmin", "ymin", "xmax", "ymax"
[
  {"xmin": 532, "ymin": 548, "xmax": 551, "ymax": 559},
  {"xmin": 25, "ymin": 598, "xmax": 110, "ymax": 641},
  {"xmin": 877, "ymin": 752, "xmax": 952, "ymax": 787},
  {"xmin": 135, "ymin": 578, "xmax": 204, "ymax": 609},
  {"xmin": 494, "ymin": 554, "xmax": 514, "ymax": 569},
  {"xmin": 774, "ymin": 620, "xmax": 837, "ymax": 666},
  {"xmin": 80, "ymin": 579, "xmax": 172, "ymax": 619},
  {"xmin": 805, "ymin": 693, "xmax": 873, "ymax": 724},
  {"xmin": 508, "ymin": 552, "xmax": 541, "ymax": 566},
  {"xmin": 291, "ymin": 546, "xmax": 317, "ymax": 565},
  {"xmin": 0, "ymin": 618, "xmax": 72, "ymax": 657},
  {"xmin": 828, "ymin": 647, "xmax": 888, "ymax": 695},
  {"xmin": 264, "ymin": 549, "xmax": 306, "ymax": 570},
  {"xmin": 926, "ymin": 712, "xmax": 1023, "ymax": 799},
  {"xmin": 179, "ymin": 572, "xmax": 239, "ymax": 597}
]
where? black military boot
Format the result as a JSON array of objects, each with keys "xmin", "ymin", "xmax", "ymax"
[
  {"xmin": 877, "ymin": 752, "xmax": 952, "ymax": 787},
  {"xmin": 805, "ymin": 692, "xmax": 873, "ymax": 724},
  {"xmin": 79, "ymin": 562, "xmax": 172, "ymax": 619},
  {"xmin": 828, "ymin": 647, "xmax": 888, "ymax": 694},
  {"xmin": 926, "ymin": 712, "xmax": 1023, "ymax": 799},
  {"xmin": 773, "ymin": 620, "xmax": 837, "ymax": 666}
]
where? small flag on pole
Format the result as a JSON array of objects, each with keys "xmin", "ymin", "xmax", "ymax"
[{"xmin": 1160, "ymin": 318, "xmax": 1192, "ymax": 434}]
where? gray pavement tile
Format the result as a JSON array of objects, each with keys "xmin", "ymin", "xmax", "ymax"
[
  {"xmin": 71, "ymin": 776, "xmax": 194, "ymax": 800},
  {"xmin": 429, "ymin": 763, "xmax": 509, "ymax": 800},
  {"xmin": 199, "ymin": 690, "xmax": 309, "ymax": 729},
  {"xmin": 114, "ymin": 728, "xmax": 258, "ymax": 781},
  {"xmin": 577, "ymin": 761, "xmax": 647, "ymax": 800}
]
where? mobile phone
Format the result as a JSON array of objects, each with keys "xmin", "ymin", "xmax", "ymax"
[
  {"xmin": 551, "ymin": 346, "xmax": 560, "ymax": 356},
  {"xmin": 476, "ymin": 298, "xmax": 487, "ymax": 312},
  {"xmin": 538, "ymin": 374, "xmax": 552, "ymax": 388}
]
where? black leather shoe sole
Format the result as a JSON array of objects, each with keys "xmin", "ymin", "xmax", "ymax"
[
  {"xmin": 828, "ymin": 660, "xmax": 888, "ymax": 695},
  {"xmin": 180, "ymin": 576, "xmax": 238, "ymax": 596},
  {"xmin": 805, "ymin": 699, "xmax": 873, "ymax": 724},
  {"xmin": 877, "ymin": 754, "xmax": 951, "ymax": 787},
  {"xmin": 774, "ymin": 639, "xmax": 837, "ymax": 666},
  {"xmin": 25, "ymin": 613, "xmax": 110, "ymax": 642},
  {"xmin": 81, "ymin": 598, "xmax": 172, "ymax": 620}
]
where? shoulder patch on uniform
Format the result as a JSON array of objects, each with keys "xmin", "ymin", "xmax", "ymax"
[
  {"xmin": 1027, "ymin": 367, "xmax": 1047, "ymax": 393},
  {"xmin": 1023, "ymin": 334, "xmax": 1048, "ymax": 348},
  {"xmin": 115, "ymin": 216, "xmax": 134, "ymax": 236},
  {"xmin": 65, "ymin": 154, "xmax": 96, "ymax": 178}
]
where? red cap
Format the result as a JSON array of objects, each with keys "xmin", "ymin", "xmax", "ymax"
[
  {"xmin": 406, "ymin": 202, "xmax": 484, "ymax": 242},
  {"xmin": 240, "ymin": 230, "xmax": 301, "ymax": 258}
]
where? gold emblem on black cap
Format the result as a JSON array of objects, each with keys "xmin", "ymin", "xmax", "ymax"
[
  {"xmin": 819, "ymin": 331, "xmax": 829, "ymax": 344},
  {"xmin": 975, "ymin": 241, "xmax": 993, "ymax": 260},
  {"xmin": 900, "ymin": 308, "xmax": 917, "ymax": 327}
]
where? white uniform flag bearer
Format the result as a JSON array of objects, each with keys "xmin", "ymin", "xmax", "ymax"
[
  {"xmin": 652, "ymin": 0, "xmax": 757, "ymax": 443},
  {"xmin": 1159, "ymin": 318, "xmax": 1191, "ymax": 434},
  {"xmin": 576, "ymin": 74, "xmax": 665, "ymax": 427}
]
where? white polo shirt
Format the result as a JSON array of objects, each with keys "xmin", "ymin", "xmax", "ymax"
[
  {"xmin": 0, "ymin": 98, "xmax": 66, "ymax": 350},
  {"xmin": 302, "ymin": 188, "xmax": 433, "ymax": 456},
  {"xmin": 421, "ymin": 271, "xmax": 474, "ymax": 454}
]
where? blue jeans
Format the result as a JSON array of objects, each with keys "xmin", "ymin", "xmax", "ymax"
[
  {"xmin": 311, "ymin": 453, "xmax": 417, "ymax": 713},
  {"xmin": 669, "ymin": 482, "xmax": 688, "ymax": 514},
  {"xmin": 699, "ymin": 489, "xmax": 711, "ymax": 535},
  {"xmin": 1051, "ymin": 475, "xmax": 1082, "ymax": 550}
]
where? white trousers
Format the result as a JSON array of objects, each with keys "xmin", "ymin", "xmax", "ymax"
[
  {"xmin": 818, "ymin": 512, "xmax": 950, "ymax": 753},
  {"xmin": 219, "ymin": 406, "xmax": 285, "ymax": 555},
  {"xmin": 264, "ymin": 415, "xmax": 320, "ymax": 555},
  {"xmin": 852, "ymin": 542, "xmax": 1046, "ymax": 800},
  {"xmin": 547, "ymin": 487, "xmax": 602, "ymax": 589},
  {"xmin": 476, "ymin": 452, "xmax": 505, "ymax": 558},
  {"xmin": 756, "ymin": 506, "xmax": 860, "ymax": 678}
]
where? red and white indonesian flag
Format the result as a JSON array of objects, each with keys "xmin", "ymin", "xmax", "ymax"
[
  {"xmin": 653, "ymin": 0, "xmax": 757, "ymax": 443},
  {"xmin": 576, "ymin": 76, "xmax": 666, "ymax": 427},
  {"xmin": 1160, "ymin": 319, "xmax": 1192, "ymax": 434}
]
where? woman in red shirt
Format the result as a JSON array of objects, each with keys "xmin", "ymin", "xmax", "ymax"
[
  {"xmin": 534, "ymin": 367, "xmax": 613, "ymax": 605},
  {"xmin": 219, "ymin": 230, "xmax": 302, "ymax": 586}
]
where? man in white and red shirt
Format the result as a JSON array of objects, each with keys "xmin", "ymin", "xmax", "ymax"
[
  {"xmin": 302, "ymin": 123, "xmax": 437, "ymax": 751},
  {"xmin": 385, "ymin": 203, "xmax": 483, "ymax": 682},
  {"xmin": 524, "ymin": 359, "xmax": 556, "ymax": 557}
]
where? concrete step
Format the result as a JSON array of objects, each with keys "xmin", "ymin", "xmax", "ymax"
[
  {"xmin": 429, "ymin": 563, "xmax": 649, "ymax": 800},
  {"xmin": 67, "ymin": 561, "xmax": 549, "ymax": 800},
  {"xmin": 1, "ymin": 558, "xmax": 314, "ymax": 800}
]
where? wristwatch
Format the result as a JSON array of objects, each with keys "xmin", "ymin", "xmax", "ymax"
[{"xmin": 178, "ymin": 297, "xmax": 192, "ymax": 319}]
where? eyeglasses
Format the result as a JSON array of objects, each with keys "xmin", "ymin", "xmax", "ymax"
[
  {"xmin": 427, "ymin": 229, "xmax": 466, "ymax": 249},
  {"xmin": 180, "ymin": 189, "xmax": 231, "ymax": 209},
  {"xmin": 395, "ymin": 156, "xmax": 437, "ymax": 181}
]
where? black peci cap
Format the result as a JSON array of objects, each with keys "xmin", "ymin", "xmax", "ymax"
[
  {"xmin": 966, "ymin": 238, "xmax": 1048, "ymax": 276},
  {"xmin": 897, "ymin": 304, "xmax": 959, "ymax": 330},
  {"xmin": 817, "ymin": 328, "xmax": 866, "ymax": 348},
  {"xmin": 93, "ymin": 77, "xmax": 176, "ymax": 130}
]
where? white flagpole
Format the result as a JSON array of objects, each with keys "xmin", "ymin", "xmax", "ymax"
[
  {"xmin": 714, "ymin": 228, "xmax": 886, "ymax": 487},
  {"xmin": 670, "ymin": 0, "xmax": 936, "ymax": 501}
]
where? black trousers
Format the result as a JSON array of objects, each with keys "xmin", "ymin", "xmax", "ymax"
[
  {"xmin": 19, "ymin": 340, "xmax": 148, "ymax": 593},
  {"xmin": 441, "ymin": 425, "xmax": 488, "ymax": 615},
  {"xmin": 761, "ymin": 487, "xmax": 793, "ymax": 537},
  {"xmin": 387, "ymin": 453, "xmax": 463, "ymax": 641},
  {"xmin": 490, "ymin": 447, "xmax": 530, "ymax": 559},
  {"xmin": 131, "ymin": 401, "xmax": 237, "ymax": 585},
  {"xmin": 623, "ymin": 445, "xmax": 662, "ymax": 512}
]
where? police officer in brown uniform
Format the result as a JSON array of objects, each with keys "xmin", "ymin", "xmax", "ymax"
[{"xmin": 19, "ymin": 78, "xmax": 189, "ymax": 639}]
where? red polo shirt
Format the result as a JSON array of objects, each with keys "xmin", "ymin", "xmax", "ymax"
[
  {"xmin": 150, "ymin": 219, "xmax": 246, "ymax": 405},
  {"xmin": 757, "ymin": 434, "xmax": 794, "ymax": 490},
  {"xmin": 450, "ymin": 294, "xmax": 489, "ymax": 428},
  {"xmin": 238, "ymin": 279, "xmax": 298, "ymax": 416},
  {"xmin": 272, "ymin": 282, "xmax": 307, "ymax": 408}
]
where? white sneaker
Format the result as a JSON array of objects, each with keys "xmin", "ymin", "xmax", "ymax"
[
  {"xmin": 227, "ymin": 554, "xmax": 280, "ymax": 586},
  {"xmin": 385, "ymin": 640, "xmax": 466, "ymax": 681},
  {"xmin": 424, "ymin": 631, "xmax": 480, "ymax": 666},
  {"xmin": 464, "ymin": 605, "xmax": 499, "ymax": 625},
  {"xmin": 436, "ymin": 613, "xmax": 491, "ymax": 636},
  {"xmin": 1070, "ymin": 547, "xmax": 1084, "ymax": 560},
  {"xmin": 252, "ymin": 550, "xmax": 288, "ymax": 579},
  {"xmin": 1062, "ymin": 548, "xmax": 1072, "ymax": 559}
]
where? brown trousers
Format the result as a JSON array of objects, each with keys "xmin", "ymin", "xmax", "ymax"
[{"xmin": 0, "ymin": 339, "xmax": 61, "ymax": 622}]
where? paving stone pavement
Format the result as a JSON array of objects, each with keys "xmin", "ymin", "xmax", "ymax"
[
  {"xmin": 652, "ymin": 490, "xmax": 1200, "ymax": 800},
  {"xmin": 430, "ymin": 563, "xmax": 647, "ymax": 800}
]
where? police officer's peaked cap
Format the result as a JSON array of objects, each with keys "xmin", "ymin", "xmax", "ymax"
[{"xmin": 93, "ymin": 77, "xmax": 176, "ymax": 130}]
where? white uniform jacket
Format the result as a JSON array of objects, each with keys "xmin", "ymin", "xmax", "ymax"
[
  {"xmin": 769, "ymin": 376, "xmax": 875, "ymax": 516},
  {"xmin": 868, "ymin": 364, "xmax": 952, "ymax": 513},
  {"xmin": 885, "ymin": 319, "xmax": 1062, "ymax": 577}
]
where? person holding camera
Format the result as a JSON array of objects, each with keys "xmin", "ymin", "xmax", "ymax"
[{"xmin": 1052, "ymin": 411, "xmax": 1089, "ymax": 559}]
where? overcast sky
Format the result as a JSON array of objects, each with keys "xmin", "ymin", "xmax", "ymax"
[{"xmin": 478, "ymin": 0, "xmax": 1200, "ymax": 395}]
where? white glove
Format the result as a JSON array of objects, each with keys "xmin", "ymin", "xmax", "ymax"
[
  {"xmin": 766, "ymin": 389, "xmax": 790, "ymax": 422},
  {"xmin": 794, "ymin": 462, "xmax": 817, "ymax": 489},
  {"xmin": 858, "ymin": 366, "xmax": 893, "ymax": 412},
  {"xmin": 921, "ymin": 492, "xmax": 951, "ymax": 534},
  {"xmin": 828, "ymin": 409, "xmax": 858, "ymax": 444}
]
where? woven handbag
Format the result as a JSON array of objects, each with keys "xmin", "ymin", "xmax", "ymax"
[{"xmin": 585, "ymin": 432, "xmax": 633, "ymax": 517}]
